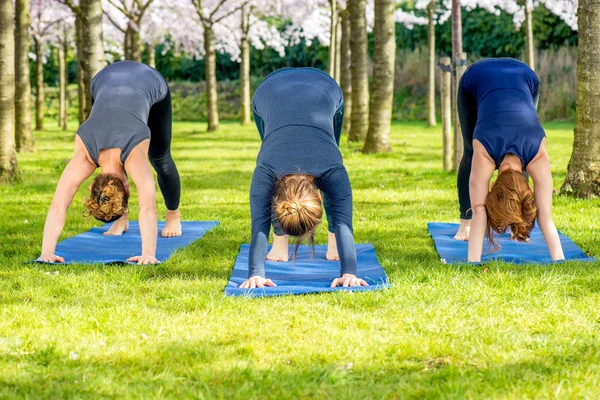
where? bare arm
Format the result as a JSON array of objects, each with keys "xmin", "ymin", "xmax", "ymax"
[
  {"xmin": 125, "ymin": 142, "xmax": 159, "ymax": 264},
  {"xmin": 467, "ymin": 149, "xmax": 496, "ymax": 262},
  {"xmin": 527, "ymin": 148, "xmax": 565, "ymax": 261},
  {"xmin": 39, "ymin": 142, "xmax": 96, "ymax": 262}
]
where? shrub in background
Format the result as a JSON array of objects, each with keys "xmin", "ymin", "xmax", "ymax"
[{"xmin": 37, "ymin": 47, "xmax": 575, "ymax": 125}]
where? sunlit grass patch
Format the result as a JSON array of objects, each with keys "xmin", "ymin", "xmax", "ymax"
[{"xmin": 0, "ymin": 120, "xmax": 599, "ymax": 398}]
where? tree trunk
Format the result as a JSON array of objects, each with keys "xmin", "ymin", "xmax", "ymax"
[
  {"xmin": 562, "ymin": 0, "xmax": 600, "ymax": 197},
  {"xmin": 453, "ymin": 52, "xmax": 467, "ymax": 170},
  {"xmin": 131, "ymin": 29, "xmax": 142, "ymax": 62},
  {"xmin": 204, "ymin": 26, "xmax": 219, "ymax": 132},
  {"xmin": 328, "ymin": 0, "xmax": 337, "ymax": 77},
  {"xmin": 451, "ymin": 0, "xmax": 464, "ymax": 170},
  {"xmin": 14, "ymin": 0, "xmax": 34, "ymax": 152},
  {"xmin": 80, "ymin": 0, "xmax": 105, "ymax": 120},
  {"xmin": 362, "ymin": 0, "xmax": 395, "ymax": 153},
  {"xmin": 240, "ymin": 7, "xmax": 251, "ymax": 125},
  {"xmin": 440, "ymin": 57, "xmax": 452, "ymax": 171},
  {"xmin": 147, "ymin": 42, "xmax": 156, "ymax": 68},
  {"xmin": 75, "ymin": 14, "xmax": 86, "ymax": 125},
  {"xmin": 0, "ymin": 0, "xmax": 18, "ymax": 181},
  {"xmin": 59, "ymin": 41, "xmax": 67, "ymax": 130},
  {"xmin": 335, "ymin": 17, "xmax": 341, "ymax": 82},
  {"xmin": 348, "ymin": 0, "xmax": 369, "ymax": 142},
  {"xmin": 524, "ymin": 0, "xmax": 535, "ymax": 71},
  {"xmin": 427, "ymin": 0, "xmax": 436, "ymax": 127},
  {"xmin": 126, "ymin": 22, "xmax": 142, "ymax": 62},
  {"xmin": 124, "ymin": 25, "xmax": 132, "ymax": 59},
  {"xmin": 340, "ymin": 8, "xmax": 352, "ymax": 133},
  {"xmin": 451, "ymin": 0, "xmax": 463, "ymax": 62},
  {"xmin": 34, "ymin": 37, "xmax": 44, "ymax": 131}
]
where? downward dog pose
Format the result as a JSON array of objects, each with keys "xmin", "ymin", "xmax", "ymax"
[
  {"xmin": 241, "ymin": 67, "xmax": 367, "ymax": 289},
  {"xmin": 37, "ymin": 61, "xmax": 182, "ymax": 265},
  {"xmin": 454, "ymin": 58, "xmax": 565, "ymax": 262}
]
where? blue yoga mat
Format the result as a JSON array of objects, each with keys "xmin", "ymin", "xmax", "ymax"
[
  {"xmin": 428, "ymin": 222, "xmax": 594, "ymax": 264},
  {"xmin": 33, "ymin": 221, "xmax": 219, "ymax": 264},
  {"xmin": 225, "ymin": 243, "xmax": 390, "ymax": 298}
]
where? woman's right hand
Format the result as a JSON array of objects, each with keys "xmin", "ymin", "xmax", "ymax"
[
  {"xmin": 40, "ymin": 142, "xmax": 95, "ymax": 267},
  {"xmin": 37, "ymin": 254, "xmax": 65, "ymax": 263},
  {"xmin": 239, "ymin": 276, "xmax": 277, "ymax": 289}
]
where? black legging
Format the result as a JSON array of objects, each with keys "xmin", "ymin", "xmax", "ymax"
[
  {"xmin": 456, "ymin": 84, "xmax": 477, "ymax": 220},
  {"xmin": 147, "ymin": 90, "xmax": 181, "ymax": 211},
  {"xmin": 456, "ymin": 80, "xmax": 537, "ymax": 220}
]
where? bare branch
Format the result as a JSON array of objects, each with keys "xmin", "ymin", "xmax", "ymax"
[
  {"xmin": 103, "ymin": 10, "xmax": 126, "ymax": 32},
  {"xmin": 39, "ymin": 19, "xmax": 62, "ymax": 37},
  {"xmin": 55, "ymin": 0, "xmax": 78, "ymax": 12},
  {"xmin": 120, "ymin": 0, "xmax": 131, "ymax": 13},
  {"xmin": 209, "ymin": 0, "xmax": 230, "ymax": 19},
  {"xmin": 139, "ymin": 0, "xmax": 156, "ymax": 16},
  {"xmin": 241, "ymin": 3, "xmax": 253, "ymax": 33},
  {"xmin": 192, "ymin": 0, "xmax": 208, "ymax": 24},
  {"xmin": 106, "ymin": 0, "xmax": 128, "ymax": 16},
  {"xmin": 213, "ymin": 0, "xmax": 249, "ymax": 24},
  {"xmin": 195, "ymin": 8, "xmax": 207, "ymax": 25}
]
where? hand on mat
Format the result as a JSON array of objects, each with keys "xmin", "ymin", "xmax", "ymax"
[
  {"xmin": 331, "ymin": 274, "xmax": 368, "ymax": 288},
  {"xmin": 127, "ymin": 255, "xmax": 160, "ymax": 265},
  {"xmin": 239, "ymin": 276, "xmax": 277, "ymax": 289},
  {"xmin": 37, "ymin": 254, "xmax": 65, "ymax": 263}
]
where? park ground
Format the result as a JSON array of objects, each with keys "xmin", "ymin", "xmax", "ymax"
[{"xmin": 1, "ymin": 121, "xmax": 600, "ymax": 399}]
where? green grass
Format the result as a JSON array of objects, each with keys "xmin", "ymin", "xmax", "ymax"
[{"xmin": 1, "ymin": 120, "xmax": 600, "ymax": 399}]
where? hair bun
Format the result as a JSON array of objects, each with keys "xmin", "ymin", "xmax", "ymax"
[
  {"xmin": 273, "ymin": 173, "xmax": 323, "ymax": 240},
  {"xmin": 281, "ymin": 201, "xmax": 300, "ymax": 214}
]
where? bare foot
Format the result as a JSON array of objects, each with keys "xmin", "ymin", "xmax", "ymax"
[
  {"xmin": 326, "ymin": 231, "xmax": 340, "ymax": 261},
  {"xmin": 104, "ymin": 214, "xmax": 129, "ymax": 236},
  {"xmin": 162, "ymin": 209, "xmax": 182, "ymax": 238},
  {"xmin": 453, "ymin": 219, "xmax": 471, "ymax": 241},
  {"xmin": 267, "ymin": 234, "xmax": 289, "ymax": 262}
]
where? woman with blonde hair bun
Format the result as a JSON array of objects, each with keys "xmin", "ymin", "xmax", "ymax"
[
  {"xmin": 454, "ymin": 58, "xmax": 565, "ymax": 262},
  {"xmin": 36, "ymin": 61, "xmax": 182, "ymax": 265},
  {"xmin": 241, "ymin": 67, "xmax": 366, "ymax": 289}
]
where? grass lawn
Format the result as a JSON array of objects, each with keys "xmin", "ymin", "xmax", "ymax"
[{"xmin": 1, "ymin": 120, "xmax": 600, "ymax": 399}]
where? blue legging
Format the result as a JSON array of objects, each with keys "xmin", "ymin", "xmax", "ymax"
[
  {"xmin": 253, "ymin": 106, "xmax": 344, "ymax": 234},
  {"xmin": 457, "ymin": 81, "xmax": 537, "ymax": 220}
]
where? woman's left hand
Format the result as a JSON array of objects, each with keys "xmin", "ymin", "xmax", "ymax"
[
  {"xmin": 331, "ymin": 274, "xmax": 368, "ymax": 288},
  {"xmin": 127, "ymin": 255, "xmax": 160, "ymax": 265}
]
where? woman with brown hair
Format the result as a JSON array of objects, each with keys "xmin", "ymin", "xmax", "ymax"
[
  {"xmin": 240, "ymin": 67, "xmax": 367, "ymax": 289},
  {"xmin": 36, "ymin": 61, "xmax": 181, "ymax": 265},
  {"xmin": 454, "ymin": 58, "xmax": 565, "ymax": 262}
]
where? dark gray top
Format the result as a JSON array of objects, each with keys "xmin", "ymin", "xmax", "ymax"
[
  {"xmin": 77, "ymin": 61, "xmax": 168, "ymax": 166},
  {"xmin": 249, "ymin": 68, "xmax": 357, "ymax": 279}
]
